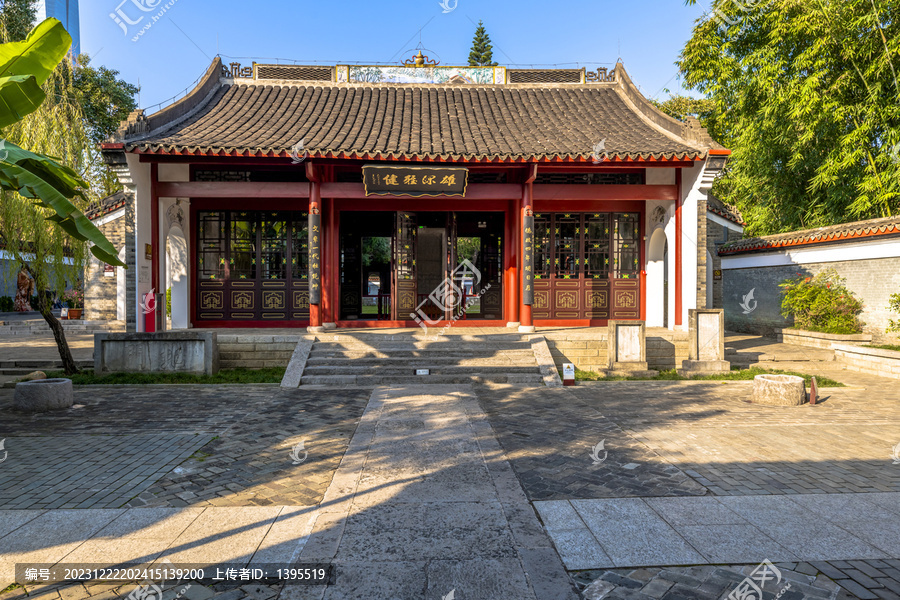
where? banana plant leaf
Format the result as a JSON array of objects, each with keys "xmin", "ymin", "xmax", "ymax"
[
  {"xmin": 0, "ymin": 19, "xmax": 71, "ymax": 128},
  {"xmin": 0, "ymin": 74, "xmax": 45, "ymax": 129},
  {"xmin": 0, "ymin": 140, "xmax": 124, "ymax": 267},
  {"xmin": 0, "ymin": 19, "xmax": 71, "ymax": 84}
]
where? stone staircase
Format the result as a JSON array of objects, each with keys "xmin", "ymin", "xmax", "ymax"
[
  {"xmin": 296, "ymin": 334, "xmax": 554, "ymax": 386},
  {"xmin": 0, "ymin": 319, "xmax": 124, "ymax": 336}
]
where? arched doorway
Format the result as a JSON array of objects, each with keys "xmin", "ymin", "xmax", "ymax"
[
  {"xmin": 647, "ymin": 227, "xmax": 668, "ymax": 327},
  {"xmin": 166, "ymin": 226, "xmax": 189, "ymax": 329}
]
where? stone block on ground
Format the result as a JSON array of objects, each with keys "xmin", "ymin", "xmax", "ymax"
[
  {"xmin": 752, "ymin": 374, "xmax": 807, "ymax": 406},
  {"xmin": 14, "ymin": 378, "xmax": 74, "ymax": 412}
]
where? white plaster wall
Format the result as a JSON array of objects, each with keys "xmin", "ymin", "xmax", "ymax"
[
  {"xmin": 680, "ymin": 162, "xmax": 704, "ymax": 329},
  {"xmin": 646, "ymin": 168, "xmax": 676, "ymax": 185}
]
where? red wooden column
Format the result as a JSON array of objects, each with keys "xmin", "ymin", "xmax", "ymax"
[
  {"xmin": 505, "ymin": 198, "xmax": 519, "ymax": 326},
  {"xmin": 675, "ymin": 168, "xmax": 683, "ymax": 327},
  {"xmin": 306, "ymin": 163, "xmax": 323, "ymax": 331},
  {"xmin": 324, "ymin": 197, "xmax": 338, "ymax": 327},
  {"xmin": 519, "ymin": 165, "xmax": 538, "ymax": 333}
]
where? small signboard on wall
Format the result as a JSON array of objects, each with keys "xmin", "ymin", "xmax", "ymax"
[
  {"xmin": 104, "ymin": 265, "xmax": 115, "ymax": 277},
  {"xmin": 714, "ymin": 269, "xmax": 722, "ymax": 281},
  {"xmin": 362, "ymin": 165, "xmax": 468, "ymax": 197}
]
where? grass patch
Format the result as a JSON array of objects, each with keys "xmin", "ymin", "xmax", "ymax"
[
  {"xmin": 1, "ymin": 584, "xmax": 23, "ymax": 594},
  {"xmin": 45, "ymin": 367, "xmax": 286, "ymax": 385},
  {"xmin": 865, "ymin": 344, "xmax": 900, "ymax": 352},
  {"xmin": 788, "ymin": 325, "xmax": 862, "ymax": 335},
  {"xmin": 574, "ymin": 366, "xmax": 844, "ymax": 387}
]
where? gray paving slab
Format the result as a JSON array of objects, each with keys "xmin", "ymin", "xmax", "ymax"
[
  {"xmin": 570, "ymin": 498, "xmax": 707, "ymax": 567},
  {"xmin": 249, "ymin": 506, "xmax": 318, "ymax": 565},
  {"xmin": 155, "ymin": 506, "xmax": 282, "ymax": 567},
  {"xmin": 0, "ymin": 509, "xmax": 124, "ymax": 582},
  {"xmin": 540, "ymin": 494, "xmax": 900, "ymax": 571},
  {"xmin": 0, "ymin": 510, "xmax": 45, "ymax": 539},
  {"xmin": 675, "ymin": 524, "xmax": 799, "ymax": 564}
]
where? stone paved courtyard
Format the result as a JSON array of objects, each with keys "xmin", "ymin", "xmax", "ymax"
[{"xmin": 0, "ymin": 349, "xmax": 898, "ymax": 599}]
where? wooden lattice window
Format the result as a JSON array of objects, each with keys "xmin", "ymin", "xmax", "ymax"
[{"xmin": 198, "ymin": 212, "xmax": 226, "ymax": 280}]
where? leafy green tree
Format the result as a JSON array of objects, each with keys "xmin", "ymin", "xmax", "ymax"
[
  {"xmin": 73, "ymin": 55, "xmax": 138, "ymax": 146},
  {"xmin": 71, "ymin": 55, "xmax": 138, "ymax": 197},
  {"xmin": 680, "ymin": 0, "xmax": 900, "ymax": 235},
  {"xmin": 0, "ymin": 0, "xmax": 37, "ymax": 42},
  {"xmin": 1, "ymin": 19, "xmax": 124, "ymax": 374},
  {"xmin": 468, "ymin": 20, "xmax": 497, "ymax": 67}
]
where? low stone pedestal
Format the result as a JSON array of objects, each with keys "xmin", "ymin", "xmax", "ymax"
[
  {"xmin": 678, "ymin": 309, "xmax": 731, "ymax": 377},
  {"xmin": 94, "ymin": 332, "xmax": 218, "ymax": 375},
  {"xmin": 607, "ymin": 320, "xmax": 658, "ymax": 378},
  {"xmin": 14, "ymin": 378, "xmax": 74, "ymax": 412},
  {"xmin": 752, "ymin": 374, "xmax": 807, "ymax": 406}
]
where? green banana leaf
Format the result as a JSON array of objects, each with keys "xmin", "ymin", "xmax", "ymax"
[
  {"xmin": 0, "ymin": 19, "xmax": 71, "ymax": 84},
  {"xmin": 0, "ymin": 74, "xmax": 45, "ymax": 129},
  {"xmin": 0, "ymin": 140, "xmax": 124, "ymax": 267},
  {"xmin": 0, "ymin": 19, "xmax": 71, "ymax": 128}
]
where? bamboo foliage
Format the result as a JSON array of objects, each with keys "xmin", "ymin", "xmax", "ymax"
[{"xmin": 680, "ymin": 0, "xmax": 900, "ymax": 235}]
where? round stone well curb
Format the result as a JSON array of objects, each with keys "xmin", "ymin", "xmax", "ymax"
[
  {"xmin": 14, "ymin": 378, "xmax": 74, "ymax": 412},
  {"xmin": 751, "ymin": 374, "xmax": 806, "ymax": 406}
]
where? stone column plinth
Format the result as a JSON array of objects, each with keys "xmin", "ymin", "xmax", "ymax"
[
  {"xmin": 678, "ymin": 308, "xmax": 732, "ymax": 376},
  {"xmin": 607, "ymin": 320, "xmax": 658, "ymax": 377}
]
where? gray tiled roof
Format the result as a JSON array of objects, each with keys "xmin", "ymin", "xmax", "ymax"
[
  {"xmin": 720, "ymin": 215, "xmax": 900, "ymax": 255},
  {"xmin": 125, "ymin": 82, "xmax": 708, "ymax": 161}
]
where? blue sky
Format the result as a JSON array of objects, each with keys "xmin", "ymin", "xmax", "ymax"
[{"xmin": 79, "ymin": 0, "xmax": 711, "ymax": 109}]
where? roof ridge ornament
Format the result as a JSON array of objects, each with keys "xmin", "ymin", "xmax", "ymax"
[
  {"xmin": 585, "ymin": 67, "xmax": 616, "ymax": 83},
  {"xmin": 404, "ymin": 50, "xmax": 439, "ymax": 67}
]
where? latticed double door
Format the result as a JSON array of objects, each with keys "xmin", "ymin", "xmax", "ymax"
[
  {"xmin": 196, "ymin": 210, "xmax": 310, "ymax": 322},
  {"xmin": 532, "ymin": 212, "xmax": 641, "ymax": 320}
]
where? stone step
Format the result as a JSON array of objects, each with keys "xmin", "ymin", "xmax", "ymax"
[
  {"xmin": 323, "ymin": 333, "xmax": 526, "ymax": 343},
  {"xmin": 305, "ymin": 356, "xmax": 537, "ymax": 367},
  {"xmin": 308, "ymin": 349, "xmax": 536, "ymax": 359},
  {"xmin": 311, "ymin": 340, "xmax": 533, "ymax": 350},
  {"xmin": 300, "ymin": 373, "xmax": 546, "ymax": 386},
  {"xmin": 303, "ymin": 364, "xmax": 542, "ymax": 375}
]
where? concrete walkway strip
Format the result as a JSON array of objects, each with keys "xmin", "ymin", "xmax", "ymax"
[
  {"xmin": 535, "ymin": 492, "xmax": 900, "ymax": 570},
  {"xmin": 291, "ymin": 384, "xmax": 578, "ymax": 600}
]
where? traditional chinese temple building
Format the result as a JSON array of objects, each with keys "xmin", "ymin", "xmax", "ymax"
[{"xmin": 101, "ymin": 57, "xmax": 728, "ymax": 333}]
